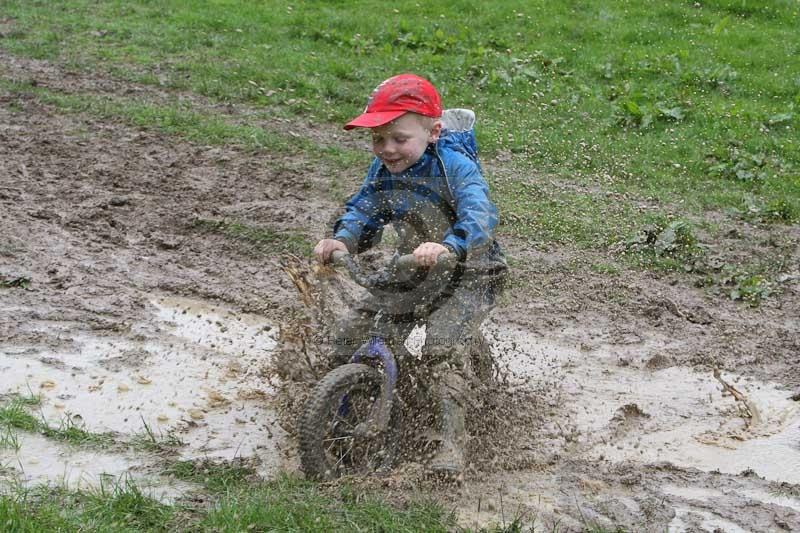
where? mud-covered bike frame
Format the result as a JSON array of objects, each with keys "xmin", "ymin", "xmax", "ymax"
[{"xmin": 298, "ymin": 249, "xmax": 456, "ymax": 479}]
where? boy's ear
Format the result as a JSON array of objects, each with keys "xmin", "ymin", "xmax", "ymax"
[{"xmin": 428, "ymin": 120, "xmax": 443, "ymax": 143}]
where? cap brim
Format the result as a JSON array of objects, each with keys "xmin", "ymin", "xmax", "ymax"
[{"xmin": 344, "ymin": 110, "xmax": 407, "ymax": 130}]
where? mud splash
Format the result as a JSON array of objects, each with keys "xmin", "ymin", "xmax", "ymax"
[{"xmin": 452, "ymin": 323, "xmax": 800, "ymax": 530}]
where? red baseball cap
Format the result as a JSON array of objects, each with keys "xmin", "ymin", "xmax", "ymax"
[{"xmin": 344, "ymin": 74, "xmax": 442, "ymax": 130}]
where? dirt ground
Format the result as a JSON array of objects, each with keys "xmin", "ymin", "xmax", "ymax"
[{"xmin": 2, "ymin": 51, "xmax": 800, "ymax": 531}]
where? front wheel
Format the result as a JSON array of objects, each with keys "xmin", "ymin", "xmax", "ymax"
[{"xmin": 298, "ymin": 363, "xmax": 395, "ymax": 480}]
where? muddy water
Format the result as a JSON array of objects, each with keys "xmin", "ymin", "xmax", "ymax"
[
  {"xmin": 662, "ymin": 484, "xmax": 800, "ymax": 531},
  {"xmin": 490, "ymin": 323, "xmax": 800, "ymax": 483},
  {"xmin": 2, "ymin": 295, "xmax": 798, "ymax": 526},
  {"xmin": 462, "ymin": 323, "xmax": 800, "ymax": 530},
  {"xmin": 669, "ymin": 507, "xmax": 750, "ymax": 533},
  {"xmin": 0, "ymin": 296, "xmax": 288, "ymax": 491},
  {"xmin": 0, "ymin": 433, "xmax": 192, "ymax": 502}
]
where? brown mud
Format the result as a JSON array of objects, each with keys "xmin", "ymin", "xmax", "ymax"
[{"xmin": 2, "ymin": 50, "xmax": 800, "ymax": 531}]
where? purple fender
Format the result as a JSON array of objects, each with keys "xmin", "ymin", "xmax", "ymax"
[{"xmin": 349, "ymin": 336, "xmax": 397, "ymax": 432}]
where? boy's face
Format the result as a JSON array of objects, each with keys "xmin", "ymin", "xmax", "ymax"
[{"xmin": 370, "ymin": 113, "xmax": 441, "ymax": 174}]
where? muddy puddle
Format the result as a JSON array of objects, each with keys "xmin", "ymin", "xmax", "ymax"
[
  {"xmin": 453, "ymin": 323, "xmax": 800, "ymax": 530},
  {"xmin": 2, "ymin": 297, "xmax": 799, "ymax": 527},
  {"xmin": 663, "ymin": 484, "xmax": 800, "ymax": 531},
  {"xmin": 0, "ymin": 296, "xmax": 288, "ymax": 494},
  {"xmin": 0, "ymin": 432, "xmax": 193, "ymax": 502},
  {"xmin": 489, "ymin": 323, "xmax": 800, "ymax": 483}
]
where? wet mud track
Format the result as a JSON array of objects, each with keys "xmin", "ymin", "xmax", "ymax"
[{"xmin": 2, "ymin": 52, "xmax": 800, "ymax": 531}]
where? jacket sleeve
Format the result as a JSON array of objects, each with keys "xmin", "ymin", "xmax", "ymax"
[
  {"xmin": 441, "ymin": 157, "xmax": 498, "ymax": 260},
  {"xmin": 333, "ymin": 159, "xmax": 387, "ymax": 253}
]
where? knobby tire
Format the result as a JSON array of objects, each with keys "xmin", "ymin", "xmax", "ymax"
[{"xmin": 299, "ymin": 363, "xmax": 395, "ymax": 480}]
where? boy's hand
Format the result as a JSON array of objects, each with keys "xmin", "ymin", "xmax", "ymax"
[
  {"xmin": 413, "ymin": 242, "xmax": 449, "ymax": 267},
  {"xmin": 314, "ymin": 239, "xmax": 348, "ymax": 264}
]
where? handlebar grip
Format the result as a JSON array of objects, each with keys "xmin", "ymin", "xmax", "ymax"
[
  {"xmin": 331, "ymin": 250, "xmax": 456, "ymax": 268},
  {"xmin": 330, "ymin": 250, "xmax": 349, "ymax": 265},
  {"xmin": 328, "ymin": 250, "xmax": 457, "ymax": 289},
  {"xmin": 395, "ymin": 252, "xmax": 456, "ymax": 270}
]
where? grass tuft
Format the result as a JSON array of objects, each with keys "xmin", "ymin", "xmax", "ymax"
[
  {"xmin": 0, "ymin": 478, "xmax": 174, "ymax": 532},
  {"xmin": 165, "ymin": 458, "xmax": 254, "ymax": 493},
  {"xmin": 0, "ymin": 399, "xmax": 40, "ymax": 432},
  {"xmin": 200, "ymin": 475, "xmax": 455, "ymax": 532},
  {"xmin": 0, "ymin": 426, "xmax": 21, "ymax": 452},
  {"xmin": 0, "ymin": 398, "xmax": 114, "ymax": 448},
  {"xmin": 83, "ymin": 475, "xmax": 174, "ymax": 530},
  {"xmin": 0, "ymin": 276, "xmax": 31, "ymax": 289},
  {"xmin": 130, "ymin": 416, "xmax": 184, "ymax": 453},
  {"xmin": 39, "ymin": 414, "xmax": 115, "ymax": 447},
  {"xmin": 0, "ymin": 474, "xmax": 457, "ymax": 532}
]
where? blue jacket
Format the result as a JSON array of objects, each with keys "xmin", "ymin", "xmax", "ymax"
[{"xmin": 333, "ymin": 129, "xmax": 506, "ymax": 275}]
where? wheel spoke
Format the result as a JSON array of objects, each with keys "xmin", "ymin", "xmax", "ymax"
[
  {"xmin": 323, "ymin": 435, "xmax": 353, "ymax": 443},
  {"xmin": 349, "ymin": 397, "xmax": 362, "ymax": 422},
  {"xmin": 302, "ymin": 367, "xmax": 389, "ymax": 479},
  {"xmin": 362, "ymin": 441, "xmax": 374, "ymax": 471},
  {"xmin": 331, "ymin": 413, "xmax": 355, "ymax": 431},
  {"xmin": 335, "ymin": 444, "xmax": 353, "ymax": 469},
  {"xmin": 325, "ymin": 437, "xmax": 352, "ymax": 450}
]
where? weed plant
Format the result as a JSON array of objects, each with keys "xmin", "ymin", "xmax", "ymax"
[
  {"xmin": 0, "ymin": 478, "xmax": 175, "ymax": 532},
  {"xmin": 131, "ymin": 416, "xmax": 184, "ymax": 452},
  {"xmin": 0, "ymin": 474, "xmax": 456, "ymax": 532},
  {"xmin": 165, "ymin": 458, "xmax": 254, "ymax": 493},
  {"xmin": 0, "ymin": 397, "xmax": 114, "ymax": 447}
]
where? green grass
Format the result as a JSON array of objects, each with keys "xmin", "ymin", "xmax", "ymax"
[
  {"xmin": 493, "ymin": 177, "xmax": 643, "ymax": 245},
  {"xmin": 39, "ymin": 416, "xmax": 115, "ymax": 447},
  {"xmin": 2, "ymin": 0, "xmax": 797, "ymax": 255},
  {"xmin": 0, "ymin": 426, "xmax": 21, "ymax": 452},
  {"xmin": 0, "ymin": 397, "xmax": 188, "ymax": 450},
  {"xmin": 0, "ymin": 397, "xmax": 115, "ymax": 448},
  {"xmin": 0, "ymin": 78, "xmax": 292, "ymax": 152},
  {"xmin": 0, "ymin": 474, "xmax": 458, "ymax": 532},
  {"xmin": 83, "ymin": 476, "xmax": 175, "ymax": 531},
  {"xmin": 0, "ymin": 78, "xmax": 365, "ymax": 173},
  {"xmin": 165, "ymin": 458, "xmax": 254, "ymax": 493},
  {"xmin": 0, "ymin": 399, "xmax": 41, "ymax": 433},
  {"xmin": 199, "ymin": 476, "xmax": 455, "ymax": 532},
  {"xmin": 0, "ymin": 276, "xmax": 31, "ymax": 290},
  {"xmin": 128, "ymin": 417, "xmax": 184, "ymax": 453},
  {"xmin": 7, "ymin": 393, "xmax": 42, "ymax": 407},
  {"xmin": 590, "ymin": 262, "xmax": 621, "ymax": 276},
  {"xmin": 3, "ymin": 1, "xmax": 797, "ymax": 186},
  {"xmin": 0, "ymin": 478, "xmax": 175, "ymax": 532}
]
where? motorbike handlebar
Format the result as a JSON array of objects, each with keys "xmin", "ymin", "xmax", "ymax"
[{"xmin": 329, "ymin": 249, "xmax": 457, "ymax": 290}]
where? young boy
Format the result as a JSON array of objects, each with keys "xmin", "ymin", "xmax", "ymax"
[{"xmin": 314, "ymin": 73, "xmax": 506, "ymax": 476}]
